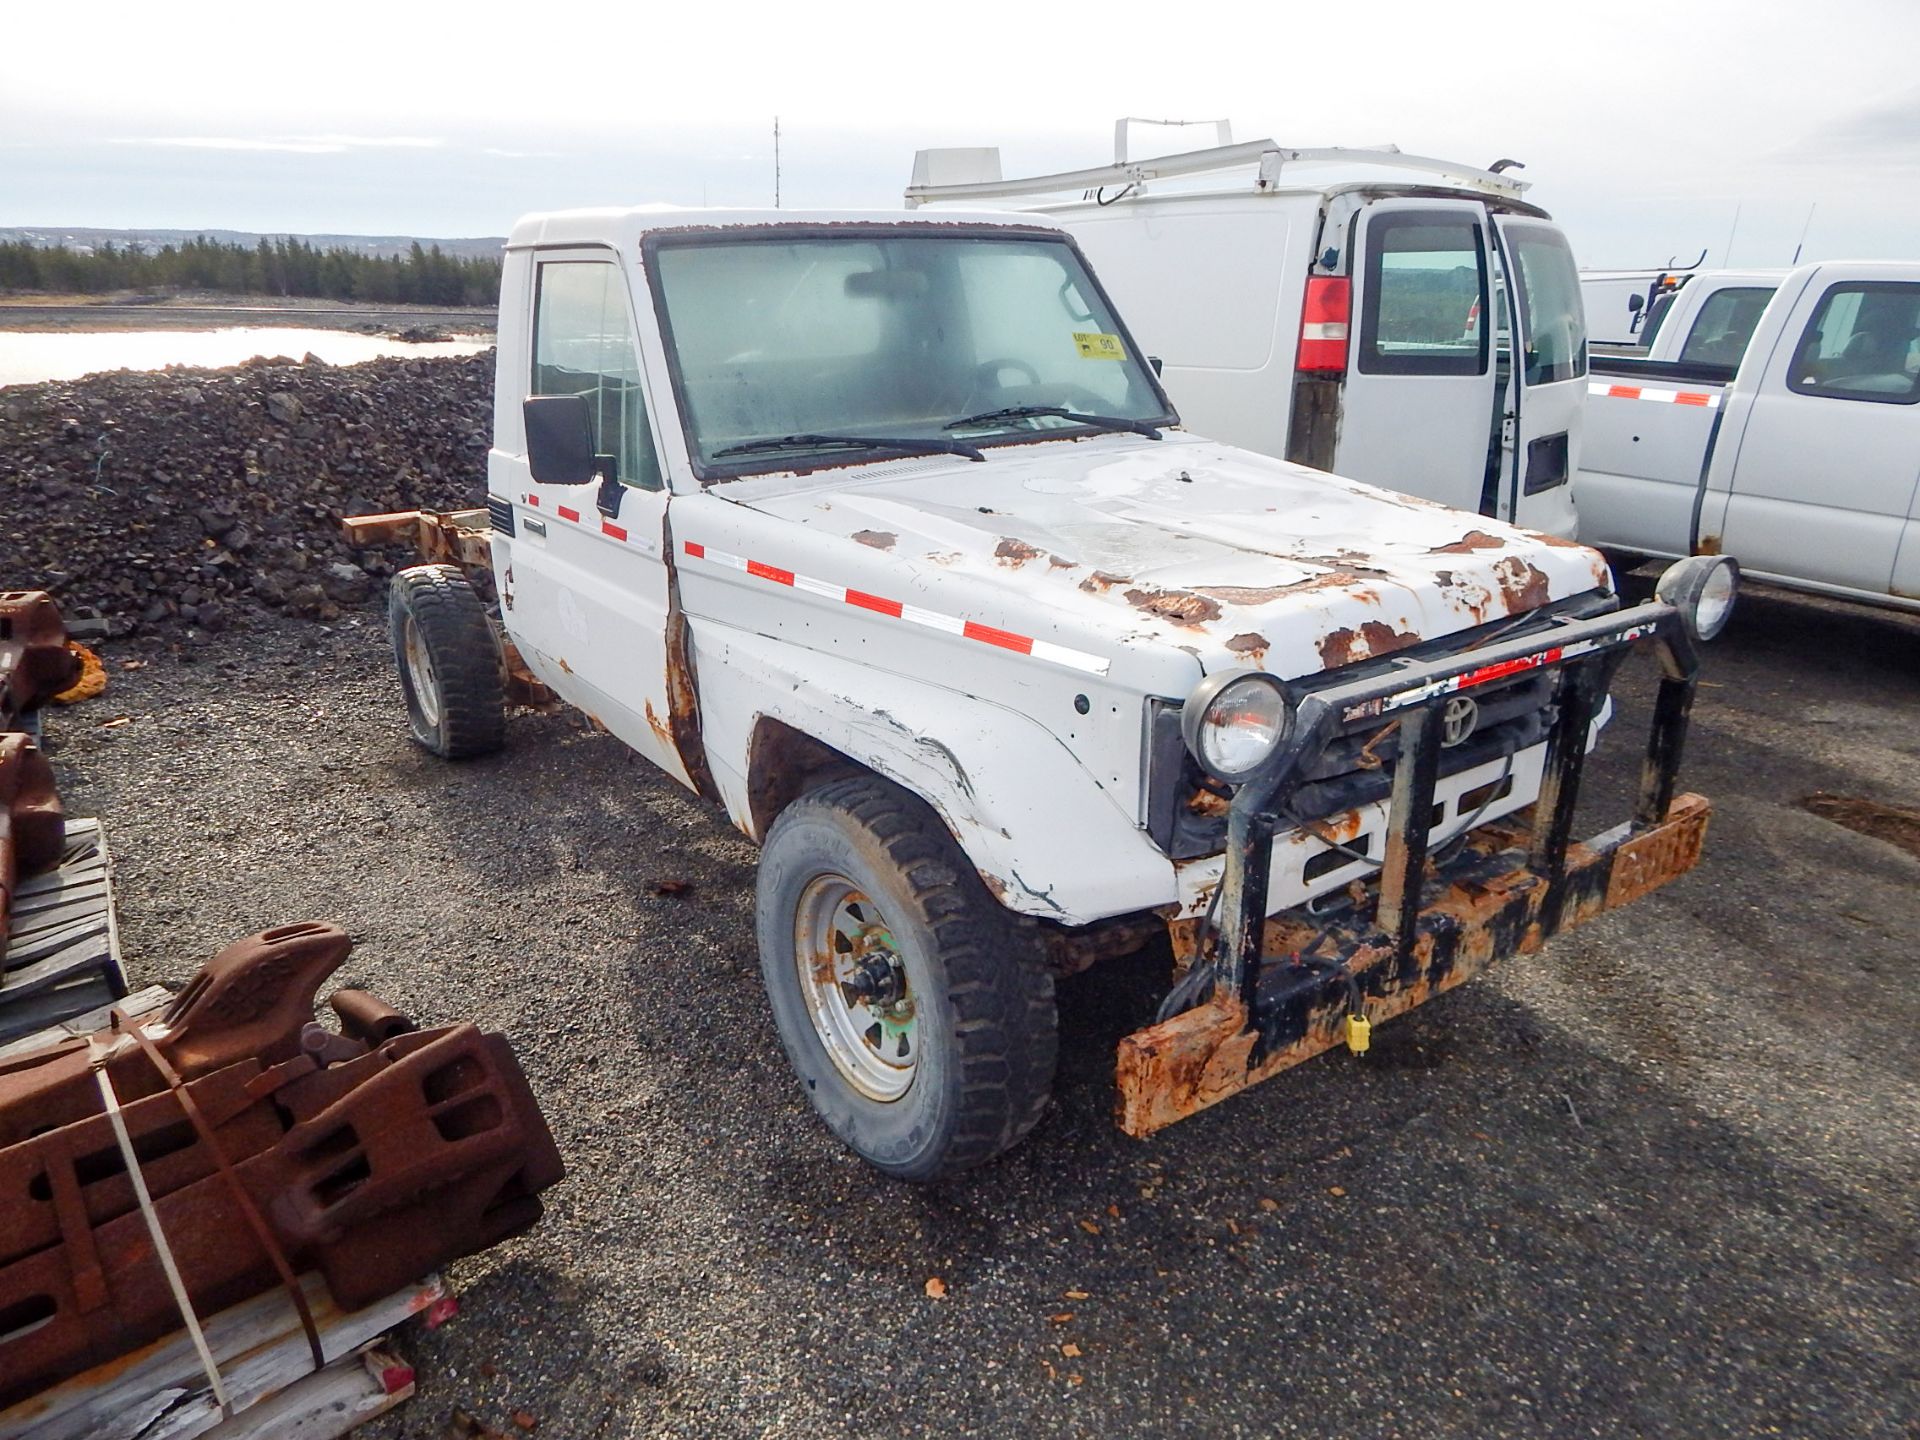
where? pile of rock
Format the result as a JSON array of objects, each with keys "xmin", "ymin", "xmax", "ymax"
[{"xmin": 0, "ymin": 351, "xmax": 493, "ymax": 635}]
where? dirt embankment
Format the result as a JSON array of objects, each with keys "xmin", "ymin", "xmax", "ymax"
[{"xmin": 0, "ymin": 352, "xmax": 493, "ymax": 634}]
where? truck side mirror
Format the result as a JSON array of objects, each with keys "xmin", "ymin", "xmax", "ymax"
[
  {"xmin": 1627, "ymin": 294, "xmax": 1644, "ymax": 312},
  {"xmin": 523, "ymin": 395, "xmax": 596, "ymax": 485}
]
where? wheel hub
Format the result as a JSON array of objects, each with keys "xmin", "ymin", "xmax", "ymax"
[{"xmin": 794, "ymin": 877, "xmax": 918, "ymax": 1102}]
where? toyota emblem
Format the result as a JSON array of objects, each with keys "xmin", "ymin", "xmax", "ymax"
[{"xmin": 1440, "ymin": 695, "xmax": 1480, "ymax": 748}]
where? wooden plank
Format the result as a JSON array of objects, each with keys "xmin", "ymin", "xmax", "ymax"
[
  {"xmin": 1, "ymin": 1273, "xmax": 448, "ymax": 1440},
  {"xmin": 200, "ymin": 1347, "xmax": 414, "ymax": 1440},
  {"xmin": 0, "ymin": 979, "xmax": 122, "ymax": 1044},
  {"xmin": 0, "ymin": 983, "xmax": 170, "ymax": 1060}
]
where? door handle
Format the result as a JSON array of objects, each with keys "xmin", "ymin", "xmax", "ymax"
[{"xmin": 523, "ymin": 517, "xmax": 548, "ymax": 537}]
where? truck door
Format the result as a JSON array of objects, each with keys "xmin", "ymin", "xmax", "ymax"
[
  {"xmin": 1335, "ymin": 200, "xmax": 1497, "ymax": 514},
  {"xmin": 1723, "ymin": 277, "xmax": 1920, "ymax": 594},
  {"xmin": 495, "ymin": 250, "xmax": 694, "ymax": 785},
  {"xmin": 1488, "ymin": 217, "xmax": 1585, "ymax": 536}
]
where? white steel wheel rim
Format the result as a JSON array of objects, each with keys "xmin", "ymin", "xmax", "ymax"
[
  {"xmin": 794, "ymin": 874, "xmax": 918, "ymax": 1102},
  {"xmin": 402, "ymin": 615, "xmax": 441, "ymax": 728}
]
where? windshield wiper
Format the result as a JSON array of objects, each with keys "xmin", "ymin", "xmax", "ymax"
[
  {"xmin": 944, "ymin": 405, "xmax": 1165, "ymax": 440},
  {"xmin": 712, "ymin": 433, "xmax": 984, "ymax": 462}
]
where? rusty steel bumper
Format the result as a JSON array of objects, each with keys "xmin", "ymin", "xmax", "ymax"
[{"xmin": 1117, "ymin": 595, "xmax": 1711, "ymax": 1137}]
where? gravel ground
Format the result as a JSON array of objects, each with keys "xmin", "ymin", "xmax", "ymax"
[{"xmin": 38, "ymin": 577, "xmax": 1919, "ymax": 1440}]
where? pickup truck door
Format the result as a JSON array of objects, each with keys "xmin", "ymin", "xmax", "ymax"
[
  {"xmin": 1488, "ymin": 217, "xmax": 1585, "ymax": 537},
  {"xmin": 1335, "ymin": 199, "xmax": 1498, "ymax": 515},
  {"xmin": 494, "ymin": 250, "xmax": 695, "ymax": 786},
  {"xmin": 1717, "ymin": 276, "xmax": 1920, "ymax": 594}
]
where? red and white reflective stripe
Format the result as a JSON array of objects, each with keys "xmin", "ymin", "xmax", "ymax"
[
  {"xmin": 1588, "ymin": 381, "xmax": 1721, "ymax": 408},
  {"xmin": 681, "ymin": 540, "xmax": 1111, "ymax": 676},
  {"xmin": 522, "ymin": 494, "xmax": 633, "ymax": 541},
  {"xmin": 1354, "ymin": 621, "xmax": 1661, "ymax": 720}
]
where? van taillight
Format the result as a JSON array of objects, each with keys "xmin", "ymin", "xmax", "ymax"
[{"xmin": 1297, "ymin": 277, "xmax": 1351, "ymax": 374}]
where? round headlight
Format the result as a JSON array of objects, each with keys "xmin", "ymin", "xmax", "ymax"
[
  {"xmin": 1181, "ymin": 670, "xmax": 1292, "ymax": 784},
  {"xmin": 1656, "ymin": 555, "xmax": 1740, "ymax": 642}
]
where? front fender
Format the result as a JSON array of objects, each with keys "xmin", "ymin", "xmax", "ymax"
[{"xmin": 688, "ymin": 618, "xmax": 1178, "ymax": 925}]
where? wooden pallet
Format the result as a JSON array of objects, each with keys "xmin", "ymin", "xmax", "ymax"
[
  {"xmin": 0, "ymin": 992, "xmax": 445, "ymax": 1440},
  {"xmin": 0, "ymin": 818, "xmax": 128, "ymax": 1044},
  {"xmin": 0, "ymin": 1273, "xmax": 445, "ymax": 1440}
]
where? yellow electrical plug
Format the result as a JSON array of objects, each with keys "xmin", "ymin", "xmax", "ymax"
[{"xmin": 1344, "ymin": 1012, "xmax": 1371, "ymax": 1055}]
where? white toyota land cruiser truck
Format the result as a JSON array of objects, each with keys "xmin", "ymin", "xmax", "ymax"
[{"xmin": 352, "ymin": 207, "xmax": 1734, "ymax": 1181}]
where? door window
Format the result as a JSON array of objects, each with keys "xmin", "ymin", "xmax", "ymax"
[
  {"xmin": 1786, "ymin": 282, "xmax": 1920, "ymax": 404},
  {"xmin": 1357, "ymin": 212, "xmax": 1489, "ymax": 376},
  {"xmin": 1505, "ymin": 226, "xmax": 1587, "ymax": 386},
  {"xmin": 532, "ymin": 260, "xmax": 663, "ymax": 489},
  {"xmin": 1677, "ymin": 286, "xmax": 1775, "ymax": 368}
]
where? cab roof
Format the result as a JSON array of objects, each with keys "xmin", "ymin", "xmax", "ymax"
[{"xmin": 505, "ymin": 205, "xmax": 1057, "ymax": 252}]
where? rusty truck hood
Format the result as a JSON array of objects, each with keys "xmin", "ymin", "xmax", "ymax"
[{"xmin": 731, "ymin": 433, "xmax": 1612, "ymax": 678}]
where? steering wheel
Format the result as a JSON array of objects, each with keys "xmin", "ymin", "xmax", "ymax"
[{"xmin": 967, "ymin": 357, "xmax": 1041, "ymax": 404}]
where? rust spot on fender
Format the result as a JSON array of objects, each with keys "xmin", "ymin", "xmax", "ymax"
[
  {"xmin": 1429, "ymin": 530, "xmax": 1506, "ymax": 554},
  {"xmin": 1317, "ymin": 619, "xmax": 1421, "ymax": 669},
  {"xmin": 1048, "ymin": 554, "xmax": 1077, "ymax": 568},
  {"xmin": 1125, "ymin": 588, "xmax": 1224, "ymax": 627},
  {"xmin": 851, "ymin": 529, "xmax": 896, "ymax": 550},
  {"xmin": 994, "ymin": 537, "xmax": 1045, "ymax": 566},
  {"xmin": 1225, "ymin": 632, "xmax": 1269, "ymax": 662},
  {"xmin": 1695, "ymin": 534, "xmax": 1723, "ymax": 556},
  {"xmin": 1080, "ymin": 570, "xmax": 1131, "ymax": 593},
  {"xmin": 1492, "ymin": 557, "xmax": 1553, "ymax": 614}
]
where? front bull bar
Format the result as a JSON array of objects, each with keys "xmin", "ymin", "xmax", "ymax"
[{"xmin": 1116, "ymin": 597, "xmax": 1708, "ymax": 1137}]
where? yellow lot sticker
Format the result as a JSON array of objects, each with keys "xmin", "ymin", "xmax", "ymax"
[{"xmin": 1073, "ymin": 331, "xmax": 1126, "ymax": 360}]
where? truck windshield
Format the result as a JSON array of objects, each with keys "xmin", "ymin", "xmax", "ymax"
[
  {"xmin": 1506, "ymin": 226, "xmax": 1588, "ymax": 386},
  {"xmin": 647, "ymin": 228, "xmax": 1175, "ymax": 477}
]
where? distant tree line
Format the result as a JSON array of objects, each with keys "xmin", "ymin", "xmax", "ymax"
[{"xmin": 0, "ymin": 236, "xmax": 500, "ymax": 306}]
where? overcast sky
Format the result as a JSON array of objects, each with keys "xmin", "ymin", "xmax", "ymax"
[{"xmin": 4, "ymin": 0, "xmax": 1917, "ymax": 269}]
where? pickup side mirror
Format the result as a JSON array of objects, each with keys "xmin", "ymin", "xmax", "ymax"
[{"xmin": 523, "ymin": 395, "xmax": 596, "ymax": 485}]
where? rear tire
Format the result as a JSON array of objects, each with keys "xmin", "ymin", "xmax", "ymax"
[
  {"xmin": 388, "ymin": 565, "xmax": 506, "ymax": 760},
  {"xmin": 756, "ymin": 773, "xmax": 1057, "ymax": 1181}
]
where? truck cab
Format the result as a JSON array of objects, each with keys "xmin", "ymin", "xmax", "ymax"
[
  {"xmin": 365, "ymin": 207, "xmax": 1730, "ymax": 1181},
  {"xmin": 906, "ymin": 132, "xmax": 1588, "ymax": 538}
]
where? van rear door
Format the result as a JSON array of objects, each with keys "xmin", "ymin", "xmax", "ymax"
[
  {"xmin": 1489, "ymin": 217, "xmax": 1586, "ymax": 536},
  {"xmin": 1334, "ymin": 199, "xmax": 1496, "ymax": 515}
]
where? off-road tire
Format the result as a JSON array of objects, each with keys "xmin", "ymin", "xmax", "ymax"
[
  {"xmin": 388, "ymin": 565, "xmax": 506, "ymax": 760},
  {"xmin": 757, "ymin": 773, "xmax": 1058, "ymax": 1181}
]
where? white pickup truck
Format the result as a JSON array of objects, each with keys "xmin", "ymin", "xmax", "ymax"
[
  {"xmin": 1577, "ymin": 261, "xmax": 1920, "ymax": 611},
  {"xmin": 908, "ymin": 130, "xmax": 1588, "ymax": 537},
  {"xmin": 353, "ymin": 207, "xmax": 1730, "ymax": 1180},
  {"xmin": 1584, "ymin": 267, "xmax": 1785, "ymax": 365}
]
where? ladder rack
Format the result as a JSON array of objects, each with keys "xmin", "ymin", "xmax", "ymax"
[{"xmin": 905, "ymin": 139, "xmax": 1530, "ymax": 208}]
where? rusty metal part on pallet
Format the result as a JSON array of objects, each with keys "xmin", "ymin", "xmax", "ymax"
[
  {"xmin": 0, "ymin": 922, "xmax": 565, "ymax": 1409},
  {"xmin": 0, "ymin": 734, "xmax": 65, "ymax": 945},
  {"xmin": 0, "ymin": 591, "xmax": 81, "ymax": 731},
  {"xmin": 1114, "ymin": 792, "xmax": 1711, "ymax": 1137}
]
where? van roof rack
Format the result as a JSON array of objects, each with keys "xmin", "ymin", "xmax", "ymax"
[{"xmin": 905, "ymin": 137, "xmax": 1531, "ymax": 208}]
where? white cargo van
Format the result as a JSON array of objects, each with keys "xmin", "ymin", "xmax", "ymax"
[{"xmin": 908, "ymin": 133, "xmax": 1588, "ymax": 536}]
